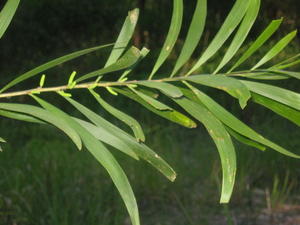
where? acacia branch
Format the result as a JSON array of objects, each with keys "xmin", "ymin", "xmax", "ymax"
[{"xmin": 0, "ymin": 77, "xmax": 179, "ymax": 99}]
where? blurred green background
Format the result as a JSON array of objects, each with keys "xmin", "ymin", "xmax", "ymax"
[{"xmin": 0, "ymin": 0, "xmax": 300, "ymax": 224}]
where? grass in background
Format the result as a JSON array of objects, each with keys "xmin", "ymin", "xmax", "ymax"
[{"xmin": 0, "ymin": 103, "xmax": 299, "ymax": 225}]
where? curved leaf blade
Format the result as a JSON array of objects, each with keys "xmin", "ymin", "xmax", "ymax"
[
  {"xmin": 138, "ymin": 81, "xmax": 183, "ymax": 98},
  {"xmin": 119, "ymin": 47, "xmax": 150, "ymax": 81},
  {"xmin": 229, "ymin": 72, "xmax": 288, "ymax": 80},
  {"xmin": 242, "ymin": 80, "xmax": 300, "ymax": 111},
  {"xmin": 128, "ymin": 87, "xmax": 172, "ymax": 111},
  {"xmin": 0, "ymin": 109, "xmax": 45, "ymax": 124},
  {"xmin": 271, "ymin": 53, "xmax": 300, "ymax": 69},
  {"xmin": 75, "ymin": 118, "xmax": 140, "ymax": 160},
  {"xmin": 90, "ymin": 89, "xmax": 145, "ymax": 142},
  {"xmin": 187, "ymin": 75, "xmax": 251, "ymax": 108},
  {"xmin": 114, "ymin": 87, "xmax": 197, "ymax": 128},
  {"xmin": 0, "ymin": 0, "xmax": 20, "ymax": 39},
  {"xmin": 171, "ymin": 0, "xmax": 207, "ymax": 76},
  {"xmin": 226, "ymin": 126, "xmax": 266, "ymax": 151},
  {"xmin": 268, "ymin": 70, "xmax": 300, "ymax": 79},
  {"xmin": 32, "ymin": 96, "xmax": 140, "ymax": 225},
  {"xmin": 63, "ymin": 96, "xmax": 176, "ymax": 181},
  {"xmin": 174, "ymin": 97, "xmax": 236, "ymax": 203},
  {"xmin": 181, "ymin": 85, "xmax": 300, "ymax": 158},
  {"xmin": 76, "ymin": 47, "xmax": 141, "ymax": 82},
  {"xmin": 0, "ymin": 43, "xmax": 113, "ymax": 93},
  {"xmin": 149, "ymin": 0, "xmax": 183, "ymax": 79},
  {"xmin": 0, "ymin": 103, "xmax": 82, "ymax": 150},
  {"xmin": 252, "ymin": 93, "xmax": 300, "ymax": 127},
  {"xmin": 214, "ymin": 0, "xmax": 260, "ymax": 74},
  {"xmin": 228, "ymin": 18, "xmax": 283, "ymax": 72},
  {"xmin": 105, "ymin": 8, "xmax": 139, "ymax": 67},
  {"xmin": 251, "ymin": 30, "xmax": 297, "ymax": 70},
  {"xmin": 187, "ymin": 0, "xmax": 251, "ymax": 75}
]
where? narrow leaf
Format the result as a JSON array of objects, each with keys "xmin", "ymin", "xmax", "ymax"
[
  {"xmin": 114, "ymin": 87, "xmax": 197, "ymax": 128},
  {"xmin": 181, "ymin": 86, "xmax": 300, "ymax": 158},
  {"xmin": 214, "ymin": 0, "xmax": 260, "ymax": 74},
  {"xmin": 226, "ymin": 126, "xmax": 266, "ymax": 151},
  {"xmin": 75, "ymin": 118, "xmax": 140, "ymax": 160},
  {"xmin": 187, "ymin": 0, "xmax": 251, "ymax": 75},
  {"xmin": 119, "ymin": 47, "xmax": 150, "ymax": 81},
  {"xmin": 149, "ymin": 0, "xmax": 183, "ymax": 79},
  {"xmin": 268, "ymin": 69, "xmax": 300, "ymax": 79},
  {"xmin": 274, "ymin": 59, "xmax": 300, "ymax": 70},
  {"xmin": 271, "ymin": 53, "xmax": 300, "ymax": 69},
  {"xmin": 174, "ymin": 97, "xmax": 236, "ymax": 203},
  {"xmin": 228, "ymin": 18, "xmax": 283, "ymax": 72},
  {"xmin": 90, "ymin": 89, "xmax": 145, "ymax": 142},
  {"xmin": 137, "ymin": 81, "xmax": 183, "ymax": 98},
  {"xmin": 0, "ymin": 103, "xmax": 82, "ymax": 150},
  {"xmin": 0, "ymin": 137, "xmax": 6, "ymax": 143},
  {"xmin": 0, "ymin": 109, "xmax": 45, "ymax": 124},
  {"xmin": 252, "ymin": 30, "xmax": 297, "ymax": 70},
  {"xmin": 0, "ymin": 106, "xmax": 141, "ymax": 161},
  {"xmin": 0, "ymin": 0, "xmax": 20, "ymax": 39},
  {"xmin": 128, "ymin": 86, "xmax": 172, "ymax": 111},
  {"xmin": 63, "ymin": 96, "xmax": 176, "ymax": 181},
  {"xmin": 76, "ymin": 47, "xmax": 141, "ymax": 82},
  {"xmin": 105, "ymin": 8, "xmax": 139, "ymax": 67},
  {"xmin": 171, "ymin": 0, "xmax": 207, "ymax": 76},
  {"xmin": 187, "ymin": 75, "xmax": 251, "ymax": 108},
  {"xmin": 252, "ymin": 93, "xmax": 300, "ymax": 127},
  {"xmin": 242, "ymin": 80, "xmax": 300, "ymax": 111},
  {"xmin": 229, "ymin": 72, "xmax": 288, "ymax": 80},
  {"xmin": 32, "ymin": 96, "xmax": 140, "ymax": 225},
  {"xmin": 0, "ymin": 43, "xmax": 113, "ymax": 93}
]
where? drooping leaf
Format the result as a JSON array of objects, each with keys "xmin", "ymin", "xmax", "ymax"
[
  {"xmin": 75, "ymin": 118, "xmax": 140, "ymax": 160},
  {"xmin": 187, "ymin": 0, "xmax": 251, "ymax": 75},
  {"xmin": 76, "ymin": 47, "xmax": 141, "ymax": 82},
  {"xmin": 173, "ymin": 97, "xmax": 236, "ymax": 203},
  {"xmin": 171, "ymin": 0, "xmax": 207, "ymax": 76},
  {"xmin": 119, "ymin": 47, "xmax": 150, "ymax": 81},
  {"xmin": 0, "ymin": 0, "xmax": 20, "ymax": 39},
  {"xmin": 252, "ymin": 93, "xmax": 300, "ymax": 127},
  {"xmin": 0, "ymin": 43, "xmax": 113, "ymax": 93},
  {"xmin": 274, "ymin": 59, "xmax": 300, "ymax": 70},
  {"xmin": 229, "ymin": 71, "xmax": 288, "ymax": 80},
  {"xmin": 0, "ymin": 102, "xmax": 82, "ymax": 150},
  {"xmin": 32, "ymin": 95, "xmax": 140, "ymax": 225},
  {"xmin": 226, "ymin": 126, "xmax": 266, "ymax": 151},
  {"xmin": 186, "ymin": 75, "xmax": 251, "ymax": 108},
  {"xmin": 271, "ymin": 53, "xmax": 300, "ymax": 70},
  {"xmin": 228, "ymin": 18, "xmax": 283, "ymax": 72},
  {"xmin": 137, "ymin": 81, "xmax": 183, "ymax": 98},
  {"xmin": 268, "ymin": 69, "xmax": 300, "ymax": 79},
  {"xmin": 242, "ymin": 80, "xmax": 300, "ymax": 111},
  {"xmin": 251, "ymin": 30, "xmax": 297, "ymax": 70},
  {"xmin": 63, "ymin": 96, "xmax": 176, "ymax": 182},
  {"xmin": 105, "ymin": 8, "xmax": 139, "ymax": 67},
  {"xmin": 214, "ymin": 0, "xmax": 260, "ymax": 74},
  {"xmin": 181, "ymin": 85, "xmax": 300, "ymax": 158},
  {"xmin": 0, "ymin": 109, "xmax": 45, "ymax": 124},
  {"xmin": 114, "ymin": 87, "xmax": 197, "ymax": 128},
  {"xmin": 128, "ymin": 86, "xmax": 172, "ymax": 111},
  {"xmin": 149, "ymin": 0, "xmax": 183, "ymax": 79},
  {"xmin": 89, "ymin": 89, "xmax": 145, "ymax": 142}
]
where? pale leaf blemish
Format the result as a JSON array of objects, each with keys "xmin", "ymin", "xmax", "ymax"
[
  {"xmin": 129, "ymin": 10, "xmax": 138, "ymax": 24},
  {"xmin": 166, "ymin": 46, "xmax": 170, "ymax": 51}
]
